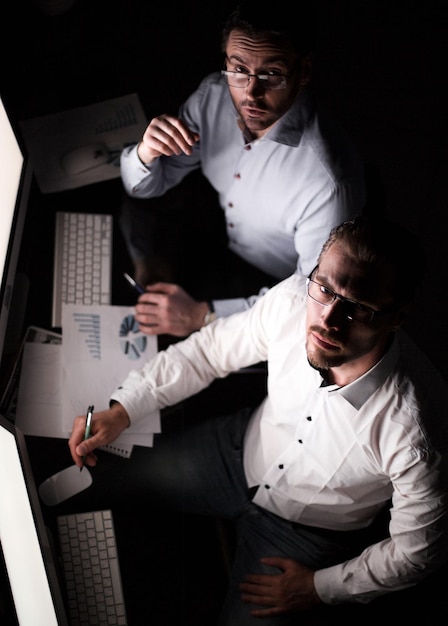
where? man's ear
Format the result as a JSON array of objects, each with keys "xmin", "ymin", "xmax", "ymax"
[
  {"xmin": 390, "ymin": 304, "xmax": 410, "ymax": 331},
  {"xmin": 299, "ymin": 53, "xmax": 313, "ymax": 86}
]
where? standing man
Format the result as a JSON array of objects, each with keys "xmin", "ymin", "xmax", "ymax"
[
  {"xmin": 120, "ymin": 0, "xmax": 366, "ymax": 336},
  {"xmin": 69, "ymin": 215, "xmax": 448, "ymax": 625}
]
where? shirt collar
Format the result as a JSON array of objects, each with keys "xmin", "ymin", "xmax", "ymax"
[
  {"xmin": 321, "ymin": 335, "xmax": 400, "ymax": 411},
  {"xmin": 265, "ymin": 89, "xmax": 315, "ymax": 146}
]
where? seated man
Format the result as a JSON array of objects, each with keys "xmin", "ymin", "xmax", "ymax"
[
  {"xmin": 120, "ymin": 0, "xmax": 366, "ymax": 337},
  {"xmin": 69, "ymin": 215, "xmax": 448, "ymax": 624}
]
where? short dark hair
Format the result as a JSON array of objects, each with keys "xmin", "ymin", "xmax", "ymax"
[
  {"xmin": 318, "ymin": 216, "xmax": 427, "ymax": 307},
  {"xmin": 221, "ymin": 0, "xmax": 317, "ymax": 62}
]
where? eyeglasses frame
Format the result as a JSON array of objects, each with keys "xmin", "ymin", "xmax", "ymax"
[
  {"xmin": 221, "ymin": 69, "xmax": 288, "ymax": 90},
  {"xmin": 306, "ymin": 267, "xmax": 392, "ymax": 324}
]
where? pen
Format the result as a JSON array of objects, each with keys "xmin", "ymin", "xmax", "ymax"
[
  {"xmin": 80, "ymin": 405, "xmax": 94, "ymax": 471},
  {"xmin": 123, "ymin": 271, "xmax": 145, "ymax": 295}
]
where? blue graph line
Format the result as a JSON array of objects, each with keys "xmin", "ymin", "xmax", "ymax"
[{"xmin": 73, "ymin": 312, "xmax": 101, "ymax": 359}]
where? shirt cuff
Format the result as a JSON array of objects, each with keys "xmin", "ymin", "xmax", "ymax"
[
  {"xmin": 120, "ymin": 144, "xmax": 153, "ymax": 190},
  {"xmin": 212, "ymin": 297, "xmax": 251, "ymax": 318},
  {"xmin": 313, "ymin": 565, "xmax": 348, "ymax": 605}
]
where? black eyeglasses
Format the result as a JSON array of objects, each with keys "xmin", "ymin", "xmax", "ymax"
[
  {"xmin": 221, "ymin": 70, "xmax": 287, "ymax": 90},
  {"xmin": 306, "ymin": 269, "xmax": 391, "ymax": 324}
]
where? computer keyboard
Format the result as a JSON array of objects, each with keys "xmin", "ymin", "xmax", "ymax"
[
  {"xmin": 52, "ymin": 211, "xmax": 113, "ymax": 328},
  {"xmin": 57, "ymin": 509, "xmax": 127, "ymax": 626}
]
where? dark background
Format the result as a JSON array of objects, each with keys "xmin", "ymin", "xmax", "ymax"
[{"xmin": 1, "ymin": 1, "xmax": 448, "ymax": 624}]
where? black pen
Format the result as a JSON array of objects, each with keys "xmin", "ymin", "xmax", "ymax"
[
  {"xmin": 80, "ymin": 405, "xmax": 94, "ymax": 471},
  {"xmin": 123, "ymin": 271, "xmax": 145, "ymax": 295}
]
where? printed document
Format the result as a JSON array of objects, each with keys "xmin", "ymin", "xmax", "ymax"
[{"xmin": 15, "ymin": 307, "xmax": 160, "ymax": 451}]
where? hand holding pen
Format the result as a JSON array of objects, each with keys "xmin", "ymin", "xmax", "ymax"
[
  {"xmin": 80, "ymin": 405, "xmax": 94, "ymax": 471},
  {"xmin": 123, "ymin": 272, "xmax": 145, "ymax": 295},
  {"xmin": 68, "ymin": 404, "xmax": 131, "ymax": 467}
]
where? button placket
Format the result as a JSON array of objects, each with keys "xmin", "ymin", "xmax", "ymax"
[{"xmin": 225, "ymin": 142, "xmax": 255, "ymax": 244}]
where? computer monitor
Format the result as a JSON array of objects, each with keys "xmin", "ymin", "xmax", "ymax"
[
  {"xmin": 0, "ymin": 413, "xmax": 69, "ymax": 625},
  {"xmin": 0, "ymin": 95, "xmax": 32, "ymax": 372}
]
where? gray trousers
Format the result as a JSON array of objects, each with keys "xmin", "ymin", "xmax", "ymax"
[{"xmin": 121, "ymin": 407, "xmax": 388, "ymax": 625}]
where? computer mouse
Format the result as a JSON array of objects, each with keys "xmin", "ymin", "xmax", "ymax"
[
  {"xmin": 38, "ymin": 464, "xmax": 93, "ymax": 506},
  {"xmin": 60, "ymin": 142, "xmax": 110, "ymax": 175}
]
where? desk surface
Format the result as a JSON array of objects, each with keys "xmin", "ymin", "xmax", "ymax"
[{"xmin": 1, "ymin": 174, "xmax": 228, "ymax": 624}]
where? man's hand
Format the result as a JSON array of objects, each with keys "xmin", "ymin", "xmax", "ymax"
[
  {"xmin": 68, "ymin": 404, "xmax": 130, "ymax": 469},
  {"xmin": 137, "ymin": 114, "xmax": 200, "ymax": 165},
  {"xmin": 240, "ymin": 557, "xmax": 322, "ymax": 617},
  {"xmin": 134, "ymin": 282, "xmax": 210, "ymax": 336}
]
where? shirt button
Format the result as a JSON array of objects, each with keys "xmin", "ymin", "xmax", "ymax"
[
  {"xmin": 278, "ymin": 464, "xmax": 284, "ymax": 469},
  {"xmin": 264, "ymin": 484, "xmax": 270, "ymax": 489},
  {"xmin": 228, "ymin": 202, "xmax": 234, "ymax": 208},
  {"xmin": 228, "ymin": 223, "xmax": 234, "ymax": 228},
  {"xmin": 244, "ymin": 144, "xmax": 252, "ymax": 150},
  {"xmin": 298, "ymin": 439, "xmax": 303, "ymax": 444},
  {"xmin": 234, "ymin": 173, "xmax": 241, "ymax": 179},
  {"xmin": 306, "ymin": 416, "xmax": 312, "ymax": 421}
]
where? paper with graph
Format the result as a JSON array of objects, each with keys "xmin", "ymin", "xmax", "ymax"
[
  {"xmin": 61, "ymin": 304, "xmax": 160, "ymax": 448},
  {"xmin": 19, "ymin": 93, "xmax": 147, "ymax": 193}
]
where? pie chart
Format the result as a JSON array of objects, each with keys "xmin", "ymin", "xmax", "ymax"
[{"xmin": 119, "ymin": 314, "xmax": 147, "ymax": 360}]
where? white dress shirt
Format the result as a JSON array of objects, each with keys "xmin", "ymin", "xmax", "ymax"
[
  {"xmin": 111, "ymin": 274, "xmax": 448, "ymax": 604},
  {"xmin": 120, "ymin": 73, "xmax": 366, "ymax": 317}
]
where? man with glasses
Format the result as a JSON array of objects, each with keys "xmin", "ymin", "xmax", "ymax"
[
  {"xmin": 69, "ymin": 215, "xmax": 448, "ymax": 624},
  {"xmin": 120, "ymin": 0, "xmax": 366, "ymax": 337}
]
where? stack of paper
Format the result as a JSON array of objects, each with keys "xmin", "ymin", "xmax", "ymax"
[{"xmin": 14, "ymin": 306, "xmax": 160, "ymax": 456}]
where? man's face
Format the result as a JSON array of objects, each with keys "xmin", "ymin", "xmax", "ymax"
[
  {"xmin": 305, "ymin": 243, "xmax": 403, "ymax": 385},
  {"xmin": 224, "ymin": 29, "xmax": 310, "ymax": 137}
]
